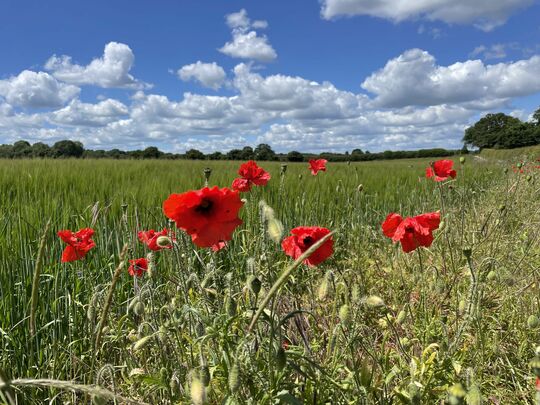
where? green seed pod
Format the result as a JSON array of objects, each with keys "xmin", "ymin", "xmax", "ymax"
[
  {"xmin": 133, "ymin": 335, "xmax": 152, "ymax": 352},
  {"xmin": 396, "ymin": 310, "xmax": 407, "ymax": 325},
  {"xmin": 228, "ymin": 363, "xmax": 241, "ymax": 394},
  {"xmin": 447, "ymin": 383, "xmax": 466, "ymax": 405},
  {"xmin": 190, "ymin": 375, "xmax": 207, "ymax": 405},
  {"xmin": 276, "ymin": 347, "xmax": 287, "ymax": 371},
  {"xmin": 133, "ymin": 301, "xmax": 145, "ymax": 317},
  {"xmin": 528, "ymin": 315, "xmax": 540, "ymax": 329},
  {"xmin": 459, "ymin": 156, "xmax": 466, "ymax": 164},
  {"xmin": 156, "ymin": 235, "xmax": 172, "ymax": 248},
  {"xmin": 339, "ymin": 304, "xmax": 351, "ymax": 326},
  {"xmin": 200, "ymin": 366, "xmax": 210, "ymax": 386},
  {"xmin": 247, "ymin": 275, "xmax": 261, "ymax": 295}
]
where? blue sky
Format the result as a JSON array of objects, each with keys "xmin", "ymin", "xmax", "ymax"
[{"xmin": 1, "ymin": 0, "xmax": 540, "ymax": 153}]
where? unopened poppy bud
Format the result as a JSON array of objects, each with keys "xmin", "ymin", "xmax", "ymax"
[
  {"xmin": 317, "ymin": 276, "xmax": 330, "ymax": 300},
  {"xmin": 378, "ymin": 318, "xmax": 388, "ymax": 329},
  {"xmin": 458, "ymin": 300, "xmax": 466, "ymax": 314},
  {"xmin": 462, "ymin": 247, "xmax": 472, "ymax": 259},
  {"xmin": 528, "ymin": 315, "xmax": 540, "ymax": 329},
  {"xmin": 400, "ymin": 337, "xmax": 410, "ymax": 349},
  {"xmin": 357, "ymin": 184, "xmax": 364, "ymax": 192},
  {"xmin": 146, "ymin": 252, "xmax": 155, "ymax": 278},
  {"xmin": 133, "ymin": 335, "xmax": 152, "ymax": 352},
  {"xmin": 503, "ymin": 167, "xmax": 509, "ymax": 174},
  {"xmin": 267, "ymin": 218, "xmax": 284, "ymax": 243},
  {"xmin": 529, "ymin": 354, "xmax": 540, "ymax": 377},
  {"xmin": 228, "ymin": 363, "xmax": 241, "ymax": 393},
  {"xmin": 447, "ymin": 383, "xmax": 466, "ymax": 405},
  {"xmin": 203, "ymin": 167, "xmax": 212, "ymax": 184},
  {"xmin": 459, "ymin": 156, "xmax": 466, "ymax": 164},
  {"xmin": 160, "ymin": 367, "xmax": 168, "ymax": 381},
  {"xmin": 276, "ymin": 347, "xmax": 287, "ymax": 371},
  {"xmin": 486, "ymin": 271, "xmax": 497, "ymax": 281},
  {"xmin": 133, "ymin": 301, "xmax": 145, "ymax": 316},
  {"xmin": 298, "ymin": 174, "xmax": 303, "ymax": 180},
  {"xmin": 396, "ymin": 310, "xmax": 407, "ymax": 324},
  {"xmin": 364, "ymin": 295, "xmax": 385, "ymax": 308},
  {"xmin": 527, "ymin": 174, "xmax": 532, "ymax": 182},
  {"xmin": 190, "ymin": 375, "xmax": 207, "ymax": 405},
  {"xmin": 247, "ymin": 275, "xmax": 261, "ymax": 295},
  {"xmin": 156, "ymin": 235, "xmax": 172, "ymax": 248},
  {"xmin": 517, "ymin": 162, "xmax": 523, "ymax": 169},
  {"xmin": 498, "ymin": 204, "xmax": 506, "ymax": 212},
  {"xmin": 280, "ymin": 163, "xmax": 288, "ymax": 175},
  {"xmin": 339, "ymin": 304, "xmax": 351, "ymax": 325}
]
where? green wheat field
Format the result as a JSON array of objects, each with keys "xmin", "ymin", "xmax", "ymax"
[{"xmin": 1, "ymin": 147, "xmax": 539, "ymax": 404}]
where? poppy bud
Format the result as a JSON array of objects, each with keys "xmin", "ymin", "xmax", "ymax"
[
  {"xmin": 503, "ymin": 167, "xmax": 509, "ymax": 174},
  {"xmin": 133, "ymin": 301, "xmax": 145, "ymax": 316},
  {"xmin": 317, "ymin": 273, "xmax": 330, "ymax": 300},
  {"xmin": 160, "ymin": 367, "xmax": 168, "ymax": 381},
  {"xmin": 247, "ymin": 275, "xmax": 261, "ymax": 295},
  {"xmin": 517, "ymin": 162, "xmax": 523, "ymax": 169},
  {"xmin": 357, "ymin": 184, "xmax": 364, "ymax": 192},
  {"xmin": 364, "ymin": 295, "xmax": 385, "ymax": 308},
  {"xmin": 156, "ymin": 235, "xmax": 172, "ymax": 248},
  {"xmin": 267, "ymin": 218, "xmax": 284, "ymax": 243},
  {"xmin": 528, "ymin": 315, "xmax": 540, "ymax": 329},
  {"xmin": 527, "ymin": 174, "xmax": 532, "ymax": 182},
  {"xmin": 447, "ymin": 383, "xmax": 466, "ymax": 405},
  {"xmin": 462, "ymin": 247, "xmax": 472, "ymax": 259},
  {"xmin": 280, "ymin": 163, "xmax": 288, "ymax": 175},
  {"xmin": 133, "ymin": 335, "xmax": 152, "ymax": 352},
  {"xmin": 530, "ymin": 354, "xmax": 540, "ymax": 377},
  {"xmin": 228, "ymin": 363, "xmax": 241, "ymax": 393},
  {"xmin": 276, "ymin": 347, "xmax": 287, "ymax": 371},
  {"xmin": 486, "ymin": 271, "xmax": 497, "ymax": 281},
  {"xmin": 459, "ymin": 156, "xmax": 466, "ymax": 164},
  {"xmin": 458, "ymin": 300, "xmax": 466, "ymax": 314},
  {"xmin": 203, "ymin": 167, "xmax": 212, "ymax": 185},
  {"xmin": 400, "ymin": 337, "xmax": 410, "ymax": 350},
  {"xmin": 339, "ymin": 304, "xmax": 351, "ymax": 326},
  {"xmin": 396, "ymin": 310, "xmax": 407, "ymax": 325},
  {"xmin": 498, "ymin": 204, "xmax": 506, "ymax": 212},
  {"xmin": 190, "ymin": 375, "xmax": 207, "ymax": 405}
]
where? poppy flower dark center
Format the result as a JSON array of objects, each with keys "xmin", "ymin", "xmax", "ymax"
[
  {"xmin": 195, "ymin": 198, "xmax": 214, "ymax": 214},
  {"xmin": 303, "ymin": 236, "xmax": 314, "ymax": 246}
]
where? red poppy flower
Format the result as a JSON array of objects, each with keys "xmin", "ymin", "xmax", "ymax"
[
  {"xmin": 128, "ymin": 258, "xmax": 148, "ymax": 277},
  {"xmin": 138, "ymin": 228, "xmax": 173, "ymax": 251},
  {"xmin": 57, "ymin": 228, "xmax": 96, "ymax": 263},
  {"xmin": 281, "ymin": 226, "xmax": 333, "ymax": 267},
  {"xmin": 232, "ymin": 160, "xmax": 271, "ymax": 192},
  {"xmin": 163, "ymin": 186, "xmax": 244, "ymax": 249},
  {"xmin": 308, "ymin": 159, "xmax": 327, "ymax": 176},
  {"xmin": 426, "ymin": 160, "xmax": 457, "ymax": 182},
  {"xmin": 382, "ymin": 212, "xmax": 440, "ymax": 253}
]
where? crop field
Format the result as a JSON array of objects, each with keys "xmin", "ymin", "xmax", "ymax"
[{"xmin": 0, "ymin": 150, "xmax": 539, "ymax": 404}]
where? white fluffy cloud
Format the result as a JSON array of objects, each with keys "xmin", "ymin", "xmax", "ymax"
[
  {"xmin": 361, "ymin": 48, "xmax": 540, "ymax": 107},
  {"xmin": 0, "ymin": 70, "xmax": 79, "ymax": 108},
  {"xmin": 219, "ymin": 9, "xmax": 276, "ymax": 62},
  {"xmin": 177, "ymin": 61, "xmax": 226, "ymax": 90},
  {"xmin": 321, "ymin": 0, "xmax": 534, "ymax": 31},
  {"xmin": 45, "ymin": 42, "xmax": 150, "ymax": 89},
  {"xmin": 51, "ymin": 99, "xmax": 129, "ymax": 126}
]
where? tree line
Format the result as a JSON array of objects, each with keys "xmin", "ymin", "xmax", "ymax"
[{"xmin": 0, "ymin": 140, "xmax": 461, "ymax": 162}]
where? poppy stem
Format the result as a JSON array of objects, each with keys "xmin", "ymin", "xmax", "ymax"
[
  {"xmin": 247, "ymin": 231, "xmax": 335, "ymax": 333},
  {"xmin": 94, "ymin": 244, "xmax": 129, "ymax": 356},
  {"xmin": 29, "ymin": 218, "xmax": 51, "ymax": 337}
]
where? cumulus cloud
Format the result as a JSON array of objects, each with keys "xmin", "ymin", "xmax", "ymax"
[
  {"xmin": 0, "ymin": 70, "xmax": 79, "ymax": 108},
  {"xmin": 45, "ymin": 42, "xmax": 150, "ymax": 89},
  {"xmin": 177, "ymin": 61, "xmax": 227, "ymax": 90},
  {"xmin": 361, "ymin": 48, "xmax": 540, "ymax": 107},
  {"xmin": 219, "ymin": 9, "xmax": 277, "ymax": 62},
  {"xmin": 321, "ymin": 0, "xmax": 534, "ymax": 31},
  {"xmin": 51, "ymin": 99, "xmax": 129, "ymax": 126}
]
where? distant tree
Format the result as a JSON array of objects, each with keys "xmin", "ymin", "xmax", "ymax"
[
  {"xmin": 208, "ymin": 151, "xmax": 224, "ymax": 160},
  {"xmin": 240, "ymin": 146, "xmax": 255, "ymax": 160},
  {"xmin": 31, "ymin": 142, "xmax": 51, "ymax": 158},
  {"xmin": 226, "ymin": 149, "xmax": 243, "ymax": 160},
  {"xmin": 532, "ymin": 106, "xmax": 540, "ymax": 126},
  {"xmin": 0, "ymin": 144, "xmax": 14, "ymax": 158},
  {"xmin": 185, "ymin": 149, "xmax": 206, "ymax": 160},
  {"xmin": 463, "ymin": 113, "xmax": 521, "ymax": 150},
  {"xmin": 12, "ymin": 140, "xmax": 32, "ymax": 158},
  {"xmin": 52, "ymin": 140, "xmax": 84, "ymax": 158},
  {"xmin": 254, "ymin": 143, "xmax": 277, "ymax": 161},
  {"xmin": 287, "ymin": 151, "xmax": 304, "ymax": 162},
  {"xmin": 142, "ymin": 146, "xmax": 163, "ymax": 159}
]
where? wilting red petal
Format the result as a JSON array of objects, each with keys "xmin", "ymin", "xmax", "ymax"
[
  {"xmin": 282, "ymin": 226, "xmax": 333, "ymax": 267},
  {"xmin": 382, "ymin": 213, "xmax": 403, "ymax": 238},
  {"xmin": 232, "ymin": 178, "xmax": 252, "ymax": 192}
]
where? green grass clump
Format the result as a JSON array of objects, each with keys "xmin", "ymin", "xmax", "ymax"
[{"xmin": 0, "ymin": 153, "xmax": 539, "ymax": 404}]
